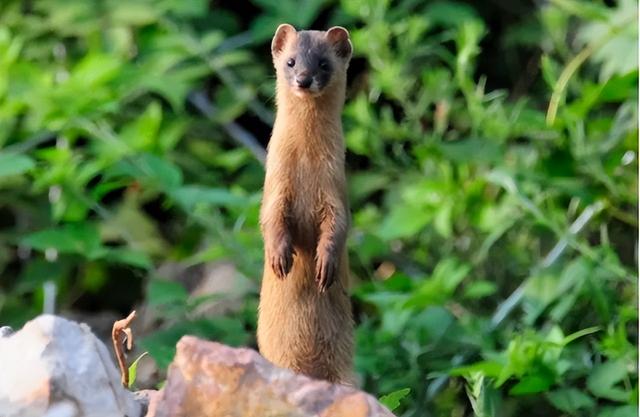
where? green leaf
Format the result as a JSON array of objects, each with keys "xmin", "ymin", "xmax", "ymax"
[
  {"xmin": 349, "ymin": 172, "xmax": 389, "ymax": 204},
  {"xmin": 102, "ymin": 248, "xmax": 152, "ymax": 269},
  {"xmin": 434, "ymin": 258, "xmax": 471, "ymax": 293},
  {"xmin": 551, "ymin": 0, "xmax": 609, "ymax": 20},
  {"xmin": 200, "ymin": 31, "xmax": 224, "ymax": 50},
  {"xmin": 147, "ymin": 279, "xmax": 188, "ymax": 307},
  {"xmin": 433, "ymin": 202, "xmax": 453, "ymax": 238},
  {"xmin": 22, "ymin": 223, "xmax": 102, "ymax": 258},
  {"xmin": 587, "ymin": 359, "xmax": 631, "ymax": 401},
  {"xmin": 0, "ymin": 153, "xmax": 35, "ymax": 178},
  {"xmin": 509, "ymin": 374, "xmax": 554, "ymax": 395},
  {"xmin": 547, "ymin": 388, "xmax": 595, "ymax": 415},
  {"xmin": 598, "ymin": 71, "xmax": 638, "ymax": 102},
  {"xmin": 577, "ymin": 0, "xmax": 638, "ymax": 80},
  {"xmin": 69, "ymin": 53, "xmax": 122, "ymax": 86},
  {"xmin": 136, "ymin": 153, "xmax": 182, "ymax": 189},
  {"xmin": 128, "ymin": 352, "xmax": 148, "ymax": 389},
  {"xmin": 404, "ymin": 259, "xmax": 470, "ymax": 308},
  {"xmin": 379, "ymin": 388, "xmax": 410, "ymax": 411},
  {"xmin": 541, "ymin": 55, "xmax": 560, "ymax": 88},
  {"xmin": 425, "ymin": 1, "xmax": 479, "ymax": 27},
  {"xmin": 109, "ymin": 153, "xmax": 183, "ymax": 190},
  {"xmin": 597, "ymin": 405, "xmax": 638, "ymax": 417},
  {"xmin": 456, "ymin": 19, "xmax": 486, "ymax": 80},
  {"xmin": 439, "ymin": 138, "xmax": 502, "ymax": 164},
  {"xmin": 171, "ymin": 186, "xmax": 249, "ymax": 209},
  {"xmin": 15, "ymin": 259, "xmax": 67, "ymax": 293},
  {"xmin": 160, "ymin": 0, "xmax": 208, "ymax": 17},
  {"xmin": 463, "ymin": 281, "xmax": 498, "ymax": 299},
  {"xmin": 377, "ymin": 204, "xmax": 432, "ymax": 240},
  {"xmin": 120, "ymin": 101, "xmax": 162, "ymax": 151},
  {"xmin": 250, "ymin": 0, "xmax": 328, "ymax": 42},
  {"xmin": 449, "ymin": 361, "xmax": 504, "ymax": 378},
  {"xmin": 110, "ymin": 3, "xmax": 158, "ymax": 25},
  {"xmin": 100, "ymin": 196, "xmax": 168, "ymax": 256}
]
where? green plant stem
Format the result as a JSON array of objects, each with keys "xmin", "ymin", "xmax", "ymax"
[
  {"xmin": 188, "ymin": 92, "xmax": 266, "ymax": 165},
  {"xmin": 546, "ymin": 45, "xmax": 594, "ymax": 125},
  {"xmin": 3, "ymin": 131, "xmax": 54, "ymax": 153},
  {"xmin": 546, "ymin": 16, "xmax": 634, "ymax": 125}
]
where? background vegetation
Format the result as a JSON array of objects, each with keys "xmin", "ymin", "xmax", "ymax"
[{"xmin": 0, "ymin": 0, "xmax": 637, "ymax": 416}]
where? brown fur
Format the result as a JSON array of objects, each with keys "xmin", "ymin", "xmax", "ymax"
[{"xmin": 257, "ymin": 24, "xmax": 354, "ymax": 384}]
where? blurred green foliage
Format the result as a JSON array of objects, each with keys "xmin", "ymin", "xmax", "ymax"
[{"xmin": 0, "ymin": 0, "xmax": 637, "ymax": 416}]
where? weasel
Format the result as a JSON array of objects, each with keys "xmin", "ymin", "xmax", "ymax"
[{"xmin": 257, "ymin": 24, "xmax": 354, "ymax": 384}]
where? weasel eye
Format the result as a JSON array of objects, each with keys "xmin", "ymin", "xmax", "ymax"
[
  {"xmin": 287, "ymin": 58, "xmax": 295, "ymax": 67},
  {"xmin": 319, "ymin": 59, "xmax": 329, "ymax": 70}
]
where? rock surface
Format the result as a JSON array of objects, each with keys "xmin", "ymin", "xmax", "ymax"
[
  {"xmin": 0, "ymin": 315, "xmax": 140, "ymax": 417},
  {"xmin": 0, "ymin": 316, "xmax": 394, "ymax": 417},
  {"xmin": 147, "ymin": 336, "xmax": 394, "ymax": 417}
]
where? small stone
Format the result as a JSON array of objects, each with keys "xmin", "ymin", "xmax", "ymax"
[
  {"xmin": 0, "ymin": 326, "xmax": 14, "ymax": 337},
  {"xmin": 134, "ymin": 389, "xmax": 160, "ymax": 417}
]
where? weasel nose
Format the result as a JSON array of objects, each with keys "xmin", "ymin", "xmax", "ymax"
[{"xmin": 295, "ymin": 76, "xmax": 312, "ymax": 89}]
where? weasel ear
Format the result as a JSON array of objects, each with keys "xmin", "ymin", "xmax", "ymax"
[
  {"xmin": 326, "ymin": 26, "xmax": 352, "ymax": 59},
  {"xmin": 272, "ymin": 24, "xmax": 296, "ymax": 57}
]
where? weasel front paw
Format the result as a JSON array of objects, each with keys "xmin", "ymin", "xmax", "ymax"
[
  {"xmin": 315, "ymin": 249, "xmax": 337, "ymax": 293},
  {"xmin": 267, "ymin": 238, "xmax": 293, "ymax": 279}
]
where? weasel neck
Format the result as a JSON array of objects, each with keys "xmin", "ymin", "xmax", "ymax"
[{"xmin": 271, "ymin": 80, "xmax": 346, "ymax": 153}]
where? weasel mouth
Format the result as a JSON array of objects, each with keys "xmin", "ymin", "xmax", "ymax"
[{"xmin": 292, "ymin": 86, "xmax": 320, "ymax": 98}]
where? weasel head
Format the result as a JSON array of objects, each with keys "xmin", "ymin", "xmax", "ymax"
[{"xmin": 271, "ymin": 24, "xmax": 352, "ymax": 99}]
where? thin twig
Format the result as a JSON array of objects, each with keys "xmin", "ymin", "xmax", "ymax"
[
  {"xmin": 189, "ymin": 91, "xmax": 267, "ymax": 165},
  {"xmin": 160, "ymin": 19, "xmax": 275, "ymax": 125},
  {"xmin": 3, "ymin": 131, "xmax": 55, "ymax": 153},
  {"xmin": 112, "ymin": 310, "xmax": 137, "ymax": 387},
  {"xmin": 490, "ymin": 201, "xmax": 604, "ymax": 328}
]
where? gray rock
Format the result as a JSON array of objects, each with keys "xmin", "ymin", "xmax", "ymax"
[{"xmin": 0, "ymin": 315, "xmax": 141, "ymax": 417}]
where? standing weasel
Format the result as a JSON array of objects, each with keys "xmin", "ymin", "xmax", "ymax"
[{"xmin": 257, "ymin": 24, "xmax": 354, "ymax": 383}]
